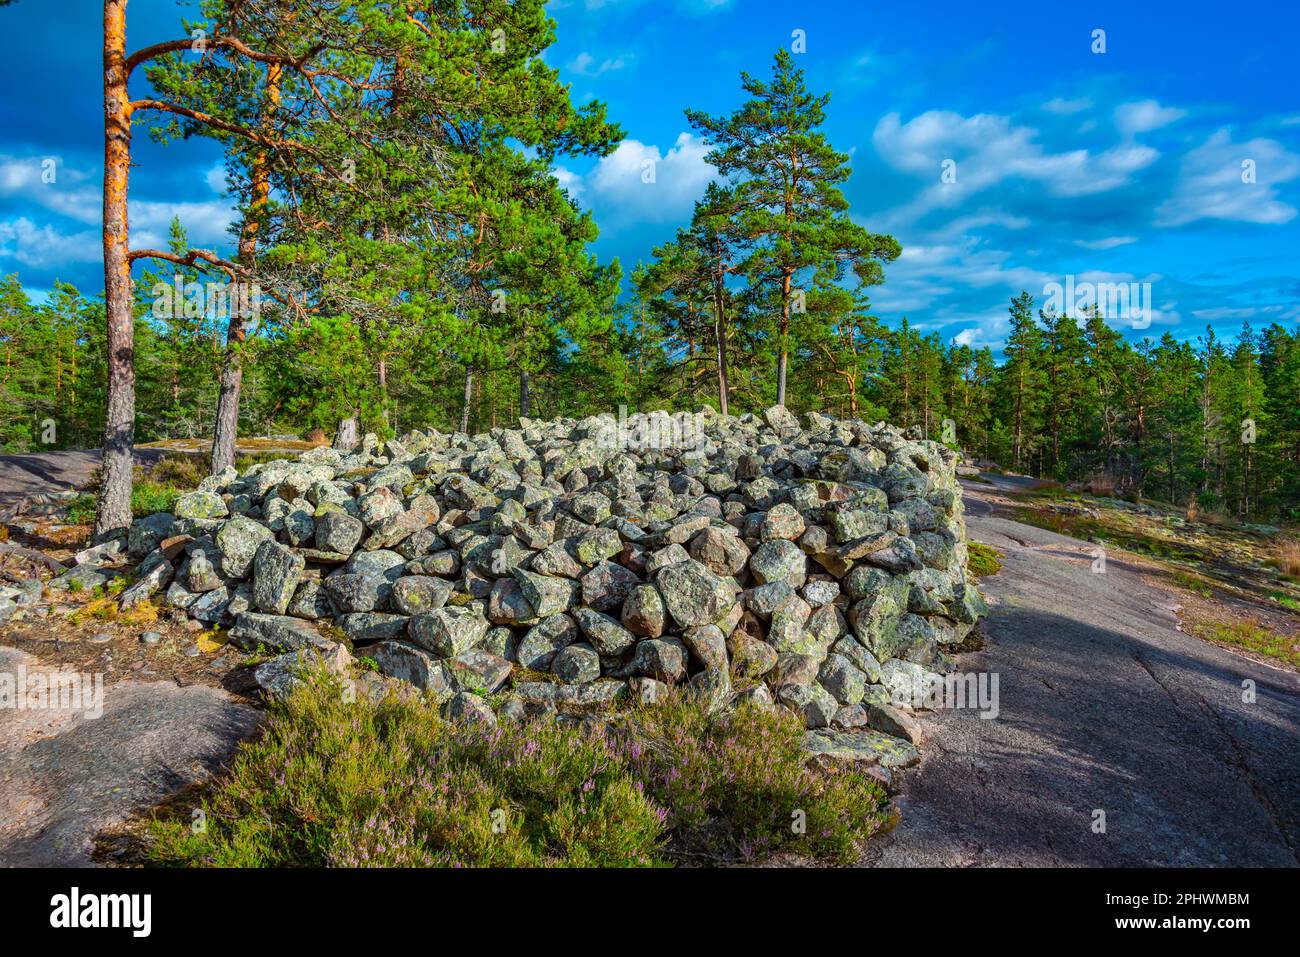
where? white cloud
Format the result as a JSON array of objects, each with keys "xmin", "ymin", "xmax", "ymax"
[
  {"xmin": 583, "ymin": 132, "xmax": 716, "ymax": 224},
  {"xmin": 1043, "ymin": 96, "xmax": 1092, "ymax": 115},
  {"xmin": 567, "ymin": 52, "xmax": 628, "ymax": 77},
  {"xmin": 551, "ymin": 165, "xmax": 584, "ymax": 201},
  {"xmin": 1114, "ymin": 99, "xmax": 1186, "ymax": 137},
  {"xmin": 129, "ymin": 198, "xmax": 238, "ymax": 249},
  {"xmin": 1192, "ymin": 307, "xmax": 1257, "ymax": 321},
  {"xmin": 205, "ymin": 163, "xmax": 228, "ymax": 195},
  {"xmin": 1156, "ymin": 128, "xmax": 1300, "ymax": 226},
  {"xmin": 0, "ymin": 153, "xmax": 100, "ymax": 223},
  {"xmin": 872, "ymin": 110, "xmax": 1160, "ymax": 227},
  {"xmin": 0, "ymin": 152, "xmax": 238, "ymax": 246},
  {"xmin": 1075, "ymin": 236, "xmax": 1137, "ymax": 250},
  {"xmin": 0, "ymin": 217, "xmax": 101, "ymax": 269}
]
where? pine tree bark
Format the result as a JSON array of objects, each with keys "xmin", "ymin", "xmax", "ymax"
[
  {"xmin": 95, "ymin": 0, "xmax": 134, "ymax": 542},
  {"xmin": 332, "ymin": 416, "xmax": 359, "ymax": 451},
  {"xmin": 776, "ymin": 268, "xmax": 792, "ymax": 406},
  {"xmin": 460, "ymin": 365, "xmax": 474, "ymax": 433},
  {"xmin": 713, "ymin": 238, "xmax": 729, "ymax": 416},
  {"xmin": 210, "ymin": 64, "xmax": 280, "ymax": 476}
]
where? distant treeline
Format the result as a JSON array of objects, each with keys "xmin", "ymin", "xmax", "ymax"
[{"xmin": 3, "ymin": 271, "xmax": 1296, "ymax": 522}]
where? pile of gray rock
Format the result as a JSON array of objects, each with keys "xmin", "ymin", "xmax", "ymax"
[{"xmin": 114, "ymin": 406, "xmax": 986, "ymax": 773}]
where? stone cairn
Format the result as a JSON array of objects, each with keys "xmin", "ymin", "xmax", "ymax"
[{"xmin": 117, "ymin": 406, "xmax": 987, "ymax": 775}]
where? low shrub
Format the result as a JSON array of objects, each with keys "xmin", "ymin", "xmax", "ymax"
[
  {"xmin": 613, "ymin": 695, "xmax": 890, "ymax": 863},
  {"xmin": 1080, "ymin": 471, "xmax": 1118, "ymax": 497},
  {"xmin": 130, "ymin": 481, "xmax": 183, "ymax": 518},
  {"xmin": 1172, "ymin": 571, "xmax": 1213, "ymax": 598},
  {"xmin": 144, "ymin": 670, "xmax": 889, "ymax": 868},
  {"xmin": 149, "ymin": 454, "xmax": 204, "ymax": 490},
  {"xmin": 65, "ymin": 494, "xmax": 96, "ymax": 525},
  {"xmin": 64, "ymin": 473, "xmax": 190, "ymax": 526}
]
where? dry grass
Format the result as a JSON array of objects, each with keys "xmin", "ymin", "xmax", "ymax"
[
  {"xmin": 1080, "ymin": 471, "xmax": 1118, "ymax": 496},
  {"xmin": 1275, "ymin": 539, "xmax": 1300, "ymax": 580}
]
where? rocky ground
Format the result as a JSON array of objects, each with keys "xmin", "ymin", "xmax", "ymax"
[
  {"xmin": 0, "ymin": 645, "xmax": 259, "ymax": 867},
  {"xmin": 66, "ymin": 407, "xmax": 985, "ymax": 758},
  {"xmin": 2, "ymin": 422, "xmax": 1296, "ymax": 868},
  {"xmin": 866, "ymin": 473, "xmax": 1300, "ymax": 866}
]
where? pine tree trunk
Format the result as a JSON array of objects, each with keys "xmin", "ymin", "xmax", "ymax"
[
  {"xmin": 333, "ymin": 416, "xmax": 359, "ymax": 451},
  {"xmin": 460, "ymin": 365, "xmax": 474, "ymax": 434},
  {"xmin": 95, "ymin": 0, "xmax": 134, "ymax": 542},
  {"xmin": 713, "ymin": 240, "xmax": 729, "ymax": 416},
  {"xmin": 776, "ymin": 269, "xmax": 792, "ymax": 407},
  {"xmin": 210, "ymin": 65, "xmax": 280, "ymax": 476},
  {"xmin": 519, "ymin": 369, "xmax": 531, "ymax": 419},
  {"xmin": 210, "ymin": 361, "xmax": 243, "ymax": 470}
]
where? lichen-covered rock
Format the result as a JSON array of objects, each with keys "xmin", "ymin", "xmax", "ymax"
[
  {"xmin": 572, "ymin": 607, "xmax": 637, "ymax": 656},
  {"xmin": 252, "ymin": 540, "xmax": 304, "ymax": 615},
  {"xmin": 749, "ymin": 539, "xmax": 808, "ymax": 588},
  {"xmin": 184, "ymin": 551, "xmax": 223, "ymax": 593},
  {"xmin": 727, "ymin": 630, "xmax": 778, "ymax": 678},
  {"xmin": 777, "ymin": 681, "xmax": 838, "ymax": 728},
  {"xmin": 392, "ymin": 575, "xmax": 453, "ymax": 615},
  {"xmin": 513, "ymin": 678, "xmax": 627, "ymax": 715},
  {"xmin": 322, "ymin": 573, "xmax": 382, "ymax": 614},
  {"xmin": 338, "ymin": 612, "xmax": 408, "ymax": 643},
  {"xmin": 655, "ymin": 559, "xmax": 732, "ymax": 628},
  {"xmin": 552, "ymin": 643, "xmax": 601, "ymax": 685},
  {"xmin": 628, "ymin": 637, "xmax": 689, "ymax": 683},
  {"xmin": 316, "ymin": 510, "xmax": 364, "ymax": 554},
  {"xmin": 448, "ymin": 649, "xmax": 513, "ymax": 694},
  {"xmin": 682, "ymin": 624, "xmax": 728, "ymax": 671},
  {"xmin": 687, "ymin": 526, "xmax": 750, "ymax": 577},
  {"xmin": 174, "ymin": 491, "xmax": 228, "ymax": 521},
  {"xmin": 126, "ymin": 407, "xmax": 983, "ymax": 749},
  {"xmin": 229, "ymin": 612, "xmax": 332, "ymax": 653},
  {"xmin": 118, "ymin": 558, "xmax": 173, "ymax": 609},
  {"xmin": 287, "ymin": 578, "xmax": 332, "ymax": 619},
  {"xmin": 255, "ymin": 643, "xmax": 352, "ymax": 699},
  {"xmin": 408, "ymin": 606, "xmax": 489, "ymax": 657},
  {"xmin": 580, "ymin": 560, "xmax": 640, "ymax": 612},
  {"xmin": 513, "ymin": 568, "xmax": 577, "ymax": 617},
  {"xmin": 128, "ymin": 512, "xmax": 175, "ymax": 559},
  {"xmin": 516, "ymin": 613, "xmax": 578, "ymax": 670},
  {"xmin": 760, "ymin": 503, "xmax": 806, "ymax": 542},
  {"xmin": 803, "ymin": 728, "xmax": 920, "ymax": 769},
  {"xmin": 216, "ymin": 515, "xmax": 274, "ymax": 579},
  {"xmin": 364, "ymin": 640, "xmax": 455, "ymax": 700},
  {"xmin": 620, "ymin": 583, "xmax": 666, "ymax": 638},
  {"xmin": 445, "ymin": 691, "xmax": 498, "ymax": 726},
  {"xmin": 818, "ymin": 653, "xmax": 867, "ymax": 705}
]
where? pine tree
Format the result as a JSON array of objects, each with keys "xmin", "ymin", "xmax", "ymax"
[
  {"xmin": 999, "ymin": 292, "xmax": 1045, "ymax": 471},
  {"xmin": 685, "ymin": 50, "xmax": 899, "ymax": 407}
]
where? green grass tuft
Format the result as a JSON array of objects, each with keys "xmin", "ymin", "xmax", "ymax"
[
  {"xmin": 1172, "ymin": 571, "xmax": 1214, "ymax": 598},
  {"xmin": 967, "ymin": 542, "xmax": 1003, "ymax": 577},
  {"xmin": 1191, "ymin": 620, "xmax": 1300, "ymax": 669}
]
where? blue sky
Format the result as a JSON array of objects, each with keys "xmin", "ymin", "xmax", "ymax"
[{"xmin": 2, "ymin": 0, "xmax": 1297, "ymax": 352}]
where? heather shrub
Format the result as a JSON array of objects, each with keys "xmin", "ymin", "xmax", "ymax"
[
  {"xmin": 613, "ymin": 693, "xmax": 891, "ymax": 864},
  {"xmin": 145, "ymin": 671, "xmax": 890, "ymax": 867}
]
